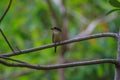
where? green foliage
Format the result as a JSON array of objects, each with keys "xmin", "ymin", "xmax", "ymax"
[
  {"xmin": 107, "ymin": 0, "xmax": 120, "ymax": 15},
  {"xmin": 109, "ymin": 0, "xmax": 120, "ymax": 8},
  {"xmin": 0, "ymin": 0, "xmax": 118, "ymax": 80},
  {"xmin": 106, "ymin": 8, "xmax": 120, "ymax": 15}
]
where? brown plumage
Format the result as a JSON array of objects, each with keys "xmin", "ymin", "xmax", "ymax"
[{"xmin": 51, "ymin": 27, "xmax": 62, "ymax": 53}]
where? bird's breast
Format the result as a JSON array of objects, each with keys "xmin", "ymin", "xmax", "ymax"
[{"xmin": 53, "ymin": 31, "xmax": 61, "ymax": 42}]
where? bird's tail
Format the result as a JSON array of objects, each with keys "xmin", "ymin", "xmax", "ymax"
[{"xmin": 54, "ymin": 43, "xmax": 57, "ymax": 53}]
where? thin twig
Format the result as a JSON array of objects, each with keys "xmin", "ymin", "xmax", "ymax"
[
  {"xmin": 0, "ymin": 33, "xmax": 117, "ymax": 57},
  {"xmin": 0, "ymin": 0, "xmax": 12, "ymax": 24},
  {"xmin": 15, "ymin": 46, "xmax": 22, "ymax": 53},
  {"xmin": 0, "ymin": 59, "xmax": 117, "ymax": 70},
  {"xmin": 0, "ymin": 56, "xmax": 27, "ymax": 63},
  {"xmin": 0, "ymin": 29, "xmax": 15, "ymax": 52}
]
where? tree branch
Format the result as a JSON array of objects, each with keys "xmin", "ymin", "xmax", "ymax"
[
  {"xmin": 0, "ymin": 59, "xmax": 117, "ymax": 70},
  {"xmin": 0, "ymin": 56, "xmax": 27, "ymax": 64},
  {"xmin": 0, "ymin": 0, "xmax": 12, "ymax": 24},
  {"xmin": 0, "ymin": 29, "xmax": 15, "ymax": 52},
  {"xmin": 77, "ymin": 18, "xmax": 103, "ymax": 37},
  {"xmin": 114, "ymin": 31, "xmax": 120, "ymax": 80},
  {"xmin": 1, "ymin": 33, "xmax": 117, "ymax": 57}
]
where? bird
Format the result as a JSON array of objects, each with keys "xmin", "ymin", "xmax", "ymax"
[{"xmin": 51, "ymin": 27, "xmax": 62, "ymax": 53}]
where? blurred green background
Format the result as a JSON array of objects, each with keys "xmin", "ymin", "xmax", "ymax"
[{"xmin": 0, "ymin": 0, "xmax": 119, "ymax": 80}]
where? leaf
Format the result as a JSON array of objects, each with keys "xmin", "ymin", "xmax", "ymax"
[
  {"xmin": 106, "ymin": 8, "xmax": 120, "ymax": 15},
  {"xmin": 109, "ymin": 0, "xmax": 120, "ymax": 8}
]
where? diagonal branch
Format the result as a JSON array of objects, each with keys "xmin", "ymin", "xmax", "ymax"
[
  {"xmin": 0, "ymin": 56, "xmax": 27, "ymax": 63},
  {"xmin": 77, "ymin": 18, "xmax": 103, "ymax": 37},
  {"xmin": 1, "ymin": 33, "xmax": 117, "ymax": 57},
  {"xmin": 0, "ymin": 29, "xmax": 15, "ymax": 52},
  {"xmin": 0, "ymin": 0, "xmax": 12, "ymax": 24},
  {"xmin": 0, "ymin": 59, "xmax": 117, "ymax": 70}
]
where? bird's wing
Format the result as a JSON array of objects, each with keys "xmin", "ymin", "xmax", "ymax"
[{"xmin": 52, "ymin": 33, "xmax": 54, "ymax": 43}]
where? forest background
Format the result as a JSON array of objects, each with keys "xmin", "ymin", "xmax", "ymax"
[{"xmin": 0, "ymin": 0, "xmax": 119, "ymax": 80}]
